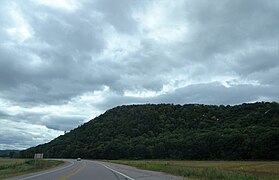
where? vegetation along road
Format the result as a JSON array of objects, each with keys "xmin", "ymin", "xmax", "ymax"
[
  {"xmin": 108, "ymin": 160, "xmax": 279, "ymax": 180},
  {"xmin": 0, "ymin": 158, "xmax": 63, "ymax": 179}
]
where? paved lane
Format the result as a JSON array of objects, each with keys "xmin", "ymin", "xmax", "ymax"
[{"xmin": 10, "ymin": 159, "xmax": 182, "ymax": 180}]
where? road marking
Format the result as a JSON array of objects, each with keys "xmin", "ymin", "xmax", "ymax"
[
  {"xmin": 19, "ymin": 160, "xmax": 74, "ymax": 180},
  {"xmin": 58, "ymin": 162, "xmax": 86, "ymax": 180},
  {"xmin": 96, "ymin": 162, "xmax": 135, "ymax": 180}
]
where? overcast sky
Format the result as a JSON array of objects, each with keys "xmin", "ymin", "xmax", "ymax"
[{"xmin": 0, "ymin": 0, "xmax": 278, "ymax": 150}]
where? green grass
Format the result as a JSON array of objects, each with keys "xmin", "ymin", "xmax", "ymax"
[
  {"xmin": 0, "ymin": 158, "xmax": 26, "ymax": 166},
  {"xmin": 0, "ymin": 158, "xmax": 64, "ymax": 179},
  {"xmin": 106, "ymin": 160, "xmax": 279, "ymax": 180}
]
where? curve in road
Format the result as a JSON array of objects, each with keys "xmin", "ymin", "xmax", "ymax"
[{"xmin": 10, "ymin": 159, "xmax": 182, "ymax": 180}]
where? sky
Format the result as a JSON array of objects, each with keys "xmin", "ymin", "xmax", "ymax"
[{"xmin": 0, "ymin": 0, "xmax": 278, "ymax": 150}]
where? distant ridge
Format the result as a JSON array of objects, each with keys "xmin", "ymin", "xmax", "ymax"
[
  {"xmin": 0, "ymin": 150, "xmax": 20, "ymax": 157},
  {"xmin": 21, "ymin": 102, "xmax": 279, "ymax": 160}
]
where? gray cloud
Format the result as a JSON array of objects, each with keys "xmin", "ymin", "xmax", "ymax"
[
  {"xmin": 42, "ymin": 115, "xmax": 86, "ymax": 131},
  {"xmin": 0, "ymin": 0, "xmax": 278, "ymax": 149},
  {"xmin": 0, "ymin": 111, "xmax": 9, "ymax": 118},
  {"xmin": 91, "ymin": 0, "xmax": 146, "ymax": 33},
  {"xmin": 0, "ymin": 119, "xmax": 62, "ymax": 150},
  {"xmin": 159, "ymin": 83, "xmax": 279, "ymax": 105},
  {"xmin": 94, "ymin": 82, "xmax": 279, "ymax": 112}
]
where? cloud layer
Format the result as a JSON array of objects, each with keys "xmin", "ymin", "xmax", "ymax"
[{"xmin": 0, "ymin": 0, "xmax": 278, "ymax": 149}]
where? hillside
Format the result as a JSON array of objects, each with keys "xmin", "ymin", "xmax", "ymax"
[{"xmin": 21, "ymin": 102, "xmax": 279, "ymax": 160}]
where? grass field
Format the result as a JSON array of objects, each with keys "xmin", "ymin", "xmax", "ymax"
[
  {"xmin": 0, "ymin": 158, "xmax": 64, "ymax": 179},
  {"xmin": 107, "ymin": 160, "xmax": 279, "ymax": 180}
]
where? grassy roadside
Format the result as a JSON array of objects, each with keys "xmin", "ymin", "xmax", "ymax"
[
  {"xmin": 106, "ymin": 160, "xmax": 279, "ymax": 180},
  {"xmin": 0, "ymin": 158, "xmax": 64, "ymax": 179}
]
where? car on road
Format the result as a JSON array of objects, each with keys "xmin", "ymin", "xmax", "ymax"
[{"xmin": 77, "ymin": 158, "xmax": 81, "ymax": 161}]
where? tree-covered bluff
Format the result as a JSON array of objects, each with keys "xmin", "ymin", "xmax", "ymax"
[{"xmin": 21, "ymin": 102, "xmax": 279, "ymax": 160}]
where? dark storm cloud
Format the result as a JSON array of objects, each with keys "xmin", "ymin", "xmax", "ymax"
[{"xmin": 0, "ymin": 0, "xmax": 278, "ymax": 149}]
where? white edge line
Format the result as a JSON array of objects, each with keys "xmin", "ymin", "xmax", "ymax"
[
  {"xmin": 96, "ymin": 162, "xmax": 135, "ymax": 180},
  {"xmin": 19, "ymin": 160, "xmax": 75, "ymax": 180}
]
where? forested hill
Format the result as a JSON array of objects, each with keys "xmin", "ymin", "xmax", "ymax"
[{"xmin": 21, "ymin": 102, "xmax": 279, "ymax": 160}]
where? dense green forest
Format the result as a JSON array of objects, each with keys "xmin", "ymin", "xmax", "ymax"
[{"xmin": 21, "ymin": 102, "xmax": 279, "ymax": 160}]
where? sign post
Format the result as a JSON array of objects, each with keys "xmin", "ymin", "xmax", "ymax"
[{"xmin": 34, "ymin": 153, "xmax": 44, "ymax": 169}]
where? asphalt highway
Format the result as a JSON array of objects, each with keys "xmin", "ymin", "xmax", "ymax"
[{"xmin": 9, "ymin": 159, "xmax": 183, "ymax": 180}]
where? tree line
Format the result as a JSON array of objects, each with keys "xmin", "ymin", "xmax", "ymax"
[{"xmin": 21, "ymin": 102, "xmax": 279, "ymax": 160}]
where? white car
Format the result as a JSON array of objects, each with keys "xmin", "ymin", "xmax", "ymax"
[{"xmin": 77, "ymin": 158, "xmax": 81, "ymax": 161}]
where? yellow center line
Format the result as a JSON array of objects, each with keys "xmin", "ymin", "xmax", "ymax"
[{"xmin": 58, "ymin": 162, "xmax": 86, "ymax": 180}]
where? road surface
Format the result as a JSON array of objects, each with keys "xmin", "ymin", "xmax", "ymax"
[{"xmin": 9, "ymin": 159, "xmax": 183, "ymax": 180}]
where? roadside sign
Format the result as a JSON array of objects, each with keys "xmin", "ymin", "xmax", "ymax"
[{"xmin": 34, "ymin": 153, "xmax": 44, "ymax": 159}]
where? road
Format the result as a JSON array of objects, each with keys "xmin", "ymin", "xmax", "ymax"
[{"xmin": 9, "ymin": 159, "xmax": 183, "ymax": 180}]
